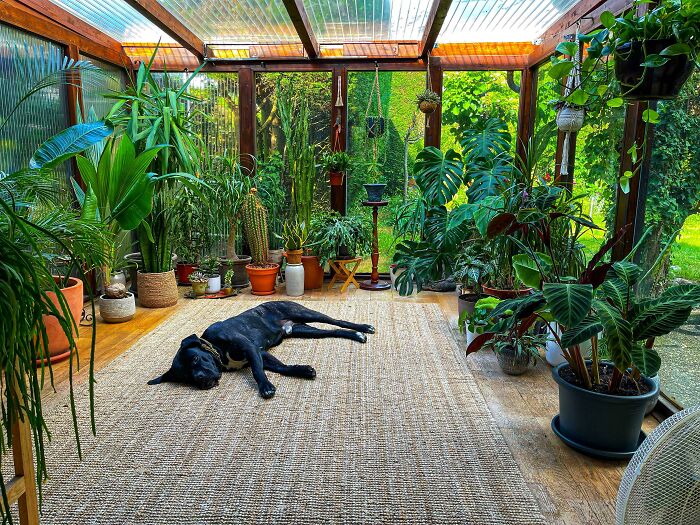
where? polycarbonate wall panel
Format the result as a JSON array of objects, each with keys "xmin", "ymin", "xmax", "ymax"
[
  {"xmin": 438, "ymin": 0, "xmax": 578, "ymax": 43},
  {"xmin": 0, "ymin": 23, "xmax": 72, "ymax": 191},
  {"xmin": 153, "ymin": 0, "xmax": 299, "ymax": 43},
  {"xmin": 48, "ymin": 0, "xmax": 173, "ymax": 43},
  {"xmin": 79, "ymin": 55, "xmax": 127, "ymax": 119},
  {"xmin": 304, "ymin": 0, "xmax": 430, "ymax": 43}
]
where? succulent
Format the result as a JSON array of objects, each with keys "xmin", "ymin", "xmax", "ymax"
[
  {"xmin": 105, "ymin": 283, "xmax": 129, "ymax": 299},
  {"xmin": 416, "ymin": 89, "xmax": 441, "ymax": 105},
  {"xmin": 188, "ymin": 271, "xmax": 208, "ymax": 283},
  {"xmin": 241, "ymin": 188, "xmax": 270, "ymax": 266},
  {"xmin": 198, "ymin": 256, "xmax": 220, "ymax": 277},
  {"xmin": 224, "ymin": 269, "xmax": 234, "ymax": 286}
]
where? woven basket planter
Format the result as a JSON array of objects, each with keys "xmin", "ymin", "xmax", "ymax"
[
  {"xmin": 99, "ymin": 293, "xmax": 136, "ymax": 323},
  {"xmin": 137, "ymin": 271, "xmax": 178, "ymax": 308},
  {"xmin": 419, "ymin": 101, "xmax": 438, "ymax": 114},
  {"xmin": 556, "ymin": 107, "xmax": 585, "ymax": 132}
]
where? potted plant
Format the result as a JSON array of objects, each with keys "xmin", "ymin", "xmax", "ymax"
[
  {"xmin": 279, "ymin": 220, "xmax": 308, "ymax": 265},
  {"xmin": 99, "ymin": 283, "xmax": 136, "ymax": 323},
  {"xmin": 188, "ymin": 271, "xmax": 208, "ymax": 297},
  {"xmin": 366, "ymin": 116, "xmax": 385, "ymax": 138},
  {"xmin": 242, "ymin": 188, "xmax": 279, "ymax": 295},
  {"xmin": 308, "ymin": 211, "xmax": 372, "ymax": 269},
  {"xmin": 458, "ymin": 296, "xmax": 500, "ymax": 347},
  {"xmin": 199, "ymin": 256, "xmax": 222, "ymax": 294},
  {"xmin": 322, "ymin": 150, "xmax": 351, "ymax": 186},
  {"xmin": 363, "ymin": 159, "xmax": 386, "ymax": 202},
  {"xmin": 416, "ymin": 89, "xmax": 441, "ymax": 114},
  {"xmin": 492, "ymin": 332, "xmax": 547, "ymax": 376},
  {"xmin": 453, "ymin": 247, "xmax": 493, "ymax": 318},
  {"xmin": 222, "ymin": 270, "xmax": 235, "ymax": 295}
]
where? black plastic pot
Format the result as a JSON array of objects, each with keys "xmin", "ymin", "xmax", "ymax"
[
  {"xmin": 366, "ymin": 116, "xmax": 385, "ymax": 138},
  {"xmin": 364, "ymin": 183, "xmax": 386, "ymax": 202},
  {"xmin": 615, "ymin": 39, "xmax": 694, "ymax": 100},
  {"xmin": 552, "ymin": 362, "xmax": 658, "ymax": 456}
]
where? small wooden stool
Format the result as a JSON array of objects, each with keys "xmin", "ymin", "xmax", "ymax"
[{"xmin": 328, "ymin": 257, "xmax": 362, "ymax": 292}]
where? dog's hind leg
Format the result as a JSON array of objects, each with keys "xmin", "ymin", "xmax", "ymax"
[
  {"xmin": 290, "ymin": 323, "xmax": 368, "ymax": 343},
  {"xmin": 283, "ymin": 304, "xmax": 375, "ymax": 334},
  {"xmin": 262, "ymin": 352, "xmax": 316, "ymax": 379}
]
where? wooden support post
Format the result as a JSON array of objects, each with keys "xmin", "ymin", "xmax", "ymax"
[
  {"xmin": 238, "ymin": 67, "xmax": 256, "ymax": 174},
  {"xmin": 424, "ymin": 59, "xmax": 442, "ymax": 149},
  {"xmin": 612, "ymin": 101, "xmax": 656, "ymax": 261},
  {"xmin": 330, "ymin": 66, "xmax": 348, "ymax": 215},
  {"xmin": 2, "ymin": 372, "xmax": 40, "ymax": 524},
  {"xmin": 554, "ymin": 129, "xmax": 577, "ymax": 191},
  {"xmin": 516, "ymin": 66, "xmax": 538, "ymax": 162}
]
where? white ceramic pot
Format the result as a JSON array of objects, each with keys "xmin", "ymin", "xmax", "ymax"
[
  {"xmin": 99, "ymin": 293, "xmax": 136, "ymax": 323},
  {"xmin": 206, "ymin": 275, "xmax": 221, "ymax": 294},
  {"xmin": 545, "ymin": 322, "xmax": 594, "ymax": 366},
  {"xmin": 466, "ymin": 329, "xmax": 477, "ymax": 347},
  {"xmin": 285, "ymin": 263, "xmax": 304, "ymax": 297}
]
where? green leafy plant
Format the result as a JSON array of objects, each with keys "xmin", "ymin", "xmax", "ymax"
[
  {"xmin": 198, "ymin": 256, "xmax": 220, "ymax": 277},
  {"xmin": 224, "ymin": 269, "xmax": 234, "ymax": 286},
  {"xmin": 458, "ymin": 296, "xmax": 501, "ymax": 335},
  {"xmin": 308, "ymin": 211, "xmax": 372, "ymax": 267},
  {"xmin": 492, "ymin": 331, "xmax": 548, "ymax": 361},
  {"xmin": 278, "ymin": 220, "xmax": 308, "ymax": 252},
  {"xmin": 321, "ymin": 151, "xmax": 351, "ymax": 173}
]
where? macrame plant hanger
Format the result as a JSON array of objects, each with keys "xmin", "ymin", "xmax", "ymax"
[
  {"xmin": 425, "ymin": 53, "xmax": 432, "ymax": 128},
  {"xmin": 559, "ymin": 23, "xmax": 583, "ymax": 178},
  {"xmin": 333, "ymin": 75, "xmax": 343, "ymax": 151},
  {"xmin": 365, "ymin": 63, "xmax": 383, "ymax": 163}
]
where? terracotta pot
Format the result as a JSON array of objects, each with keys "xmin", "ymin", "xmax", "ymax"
[
  {"xmin": 329, "ymin": 171, "xmax": 344, "ymax": 186},
  {"xmin": 301, "ymin": 255, "xmax": 324, "ymax": 290},
  {"xmin": 246, "ymin": 264, "xmax": 279, "ymax": 296},
  {"xmin": 137, "ymin": 271, "xmax": 178, "ymax": 308},
  {"xmin": 176, "ymin": 262, "xmax": 198, "ymax": 285},
  {"xmin": 482, "ymin": 285, "xmax": 532, "ymax": 299},
  {"xmin": 419, "ymin": 100, "xmax": 438, "ymax": 114},
  {"xmin": 285, "ymin": 249, "xmax": 303, "ymax": 265},
  {"xmin": 40, "ymin": 277, "xmax": 84, "ymax": 365},
  {"xmin": 99, "ymin": 292, "xmax": 135, "ymax": 323}
]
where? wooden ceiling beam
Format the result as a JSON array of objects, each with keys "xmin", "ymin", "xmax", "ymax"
[
  {"xmin": 528, "ymin": 0, "xmax": 633, "ymax": 67},
  {"xmin": 280, "ymin": 0, "xmax": 319, "ymax": 59},
  {"xmin": 420, "ymin": 0, "xmax": 453, "ymax": 57},
  {"xmin": 0, "ymin": 0, "xmax": 131, "ymax": 67},
  {"xmin": 123, "ymin": 0, "xmax": 204, "ymax": 60}
]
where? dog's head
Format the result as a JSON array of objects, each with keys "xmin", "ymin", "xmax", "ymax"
[{"xmin": 147, "ymin": 335, "xmax": 222, "ymax": 390}]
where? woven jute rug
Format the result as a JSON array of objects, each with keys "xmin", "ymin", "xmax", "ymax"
[{"xmin": 36, "ymin": 299, "xmax": 546, "ymax": 524}]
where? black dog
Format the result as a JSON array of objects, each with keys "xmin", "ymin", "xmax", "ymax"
[{"xmin": 148, "ymin": 301, "xmax": 375, "ymax": 399}]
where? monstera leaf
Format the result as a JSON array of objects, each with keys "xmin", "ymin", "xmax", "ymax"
[
  {"xmin": 543, "ymin": 283, "xmax": 594, "ymax": 328},
  {"xmin": 413, "ymin": 147, "xmax": 464, "ymax": 206},
  {"xmin": 30, "ymin": 121, "xmax": 113, "ymax": 169}
]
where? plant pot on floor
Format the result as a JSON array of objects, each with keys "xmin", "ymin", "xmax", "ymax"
[
  {"xmin": 125, "ymin": 253, "xmax": 177, "ymax": 295},
  {"xmin": 191, "ymin": 281, "xmax": 207, "ymax": 296},
  {"xmin": 301, "ymin": 255, "xmax": 324, "ymax": 290},
  {"xmin": 551, "ymin": 361, "xmax": 658, "ymax": 457},
  {"xmin": 221, "ymin": 256, "xmax": 252, "ymax": 288},
  {"xmin": 457, "ymin": 291, "xmax": 482, "ymax": 319},
  {"xmin": 176, "ymin": 262, "xmax": 199, "ymax": 285},
  {"xmin": 246, "ymin": 264, "xmax": 279, "ymax": 295},
  {"xmin": 285, "ymin": 249, "xmax": 303, "ymax": 265},
  {"xmin": 482, "ymin": 285, "xmax": 532, "ymax": 299},
  {"xmin": 364, "ymin": 183, "xmax": 386, "ymax": 202},
  {"xmin": 99, "ymin": 292, "xmax": 135, "ymax": 323},
  {"xmin": 496, "ymin": 345, "xmax": 533, "ymax": 376},
  {"xmin": 545, "ymin": 322, "xmax": 595, "ymax": 366},
  {"xmin": 269, "ymin": 249, "xmax": 284, "ymax": 267},
  {"xmin": 615, "ymin": 39, "xmax": 694, "ymax": 100},
  {"xmin": 137, "ymin": 271, "xmax": 178, "ymax": 308},
  {"xmin": 40, "ymin": 277, "xmax": 84, "ymax": 365},
  {"xmin": 285, "ymin": 263, "xmax": 304, "ymax": 297},
  {"xmin": 206, "ymin": 274, "xmax": 221, "ymax": 294}
]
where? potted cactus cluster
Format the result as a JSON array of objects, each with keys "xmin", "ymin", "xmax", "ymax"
[{"xmin": 242, "ymin": 188, "xmax": 279, "ymax": 295}]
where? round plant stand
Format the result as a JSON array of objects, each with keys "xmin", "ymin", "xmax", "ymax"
[{"xmin": 360, "ymin": 201, "xmax": 390, "ymax": 291}]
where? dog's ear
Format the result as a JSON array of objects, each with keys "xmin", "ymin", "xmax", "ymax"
[
  {"xmin": 147, "ymin": 369, "xmax": 175, "ymax": 385},
  {"xmin": 181, "ymin": 334, "xmax": 199, "ymax": 346}
]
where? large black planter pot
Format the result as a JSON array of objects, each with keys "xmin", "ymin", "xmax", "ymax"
[
  {"xmin": 615, "ymin": 39, "xmax": 695, "ymax": 100},
  {"xmin": 364, "ymin": 183, "xmax": 386, "ymax": 202},
  {"xmin": 366, "ymin": 116, "xmax": 385, "ymax": 138},
  {"xmin": 552, "ymin": 362, "xmax": 658, "ymax": 458}
]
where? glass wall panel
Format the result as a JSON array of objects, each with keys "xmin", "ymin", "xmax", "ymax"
[
  {"xmin": 637, "ymin": 70, "xmax": 700, "ymax": 408},
  {"xmin": 256, "ymin": 72, "xmax": 331, "ymax": 249},
  {"xmin": 0, "ymin": 23, "xmax": 72, "ymax": 194},
  {"xmin": 347, "ymin": 70, "xmax": 425, "ymax": 272},
  {"xmin": 79, "ymin": 55, "xmax": 126, "ymax": 119}
]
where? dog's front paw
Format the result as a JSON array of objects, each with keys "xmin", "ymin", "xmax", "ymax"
[
  {"xmin": 354, "ymin": 331, "xmax": 367, "ymax": 343},
  {"xmin": 358, "ymin": 324, "xmax": 376, "ymax": 334},
  {"xmin": 294, "ymin": 365, "xmax": 316, "ymax": 379},
  {"xmin": 259, "ymin": 382, "xmax": 277, "ymax": 399}
]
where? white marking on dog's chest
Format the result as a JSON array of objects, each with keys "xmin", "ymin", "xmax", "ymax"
[{"xmin": 222, "ymin": 354, "xmax": 248, "ymax": 370}]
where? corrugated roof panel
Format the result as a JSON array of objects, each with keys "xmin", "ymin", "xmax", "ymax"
[
  {"xmin": 438, "ymin": 0, "xmax": 578, "ymax": 43},
  {"xmin": 47, "ymin": 0, "xmax": 173, "ymax": 43},
  {"xmin": 303, "ymin": 0, "xmax": 431, "ymax": 43},
  {"xmin": 152, "ymin": 0, "xmax": 300, "ymax": 44}
]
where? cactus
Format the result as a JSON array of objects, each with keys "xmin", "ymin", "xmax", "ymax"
[{"xmin": 241, "ymin": 188, "xmax": 270, "ymax": 266}]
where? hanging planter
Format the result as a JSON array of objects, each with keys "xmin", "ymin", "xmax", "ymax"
[
  {"xmin": 416, "ymin": 89, "xmax": 440, "ymax": 114},
  {"xmin": 365, "ymin": 116, "xmax": 385, "ymax": 138},
  {"xmin": 556, "ymin": 106, "xmax": 585, "ymax": 132},
  {"xmin": 615, "ymin": 39, "xmax": 694, "ymax": 100}
]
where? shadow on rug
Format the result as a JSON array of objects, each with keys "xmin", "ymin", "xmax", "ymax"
[{"xmin": 36, "ymin": 299, "xmax": 546, "ymax": 524}]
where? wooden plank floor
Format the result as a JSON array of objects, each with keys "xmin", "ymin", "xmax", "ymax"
[{"xmin": 47, "ymin": 283, "xmax": 658, "ymax": 525}]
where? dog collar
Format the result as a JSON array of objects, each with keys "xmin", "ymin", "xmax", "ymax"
[{"xmin": 198, "ymin": 337, "xmax": 224, "ymax": 369}]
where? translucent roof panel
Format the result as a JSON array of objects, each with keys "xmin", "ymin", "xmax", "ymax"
[
  {"xmin": 48, "ymin": 0, "xmax": 173, "ymax": 43},
  {"xmin": 304, "ymin": 0, "xmax": 431, "ymax": 43},
  {"xmin": 438, "ymin": 0, "xmax": 578, "ymax": 43},
  {"xmin": 152, "ymin": 0, "xmax": 300, "ymax": 44}
]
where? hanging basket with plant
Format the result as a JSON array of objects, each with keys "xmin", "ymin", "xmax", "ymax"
[
  {"xmin": 416, "ymin": 89, "xmax": 441, "ymax": 114},
  {"xmin": 321, "ymin": 150, "xmax": 351, "ymax": 186}
]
